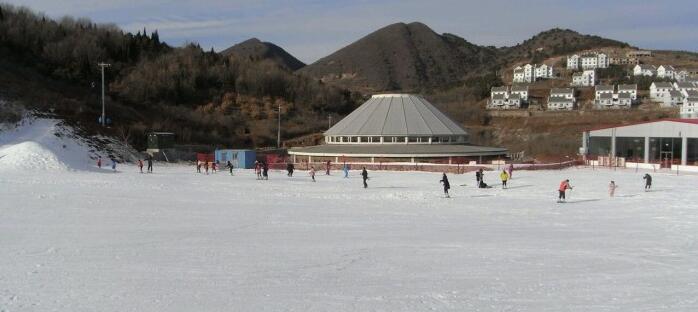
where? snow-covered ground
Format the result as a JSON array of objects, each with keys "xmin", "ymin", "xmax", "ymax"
[{"xmin": 1, "ymin": 120, "xmax": 698, "ymax": 311}]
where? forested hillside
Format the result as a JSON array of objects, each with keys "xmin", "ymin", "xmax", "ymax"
[{"xmin": 0, "ymin": 4, "xmax": 360, "ymax": 149}]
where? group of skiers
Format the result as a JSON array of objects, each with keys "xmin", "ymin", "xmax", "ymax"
[
  {"xmin": 438, "ymin": 164, "xmax": 654, "ymax": 203},
  {"xmin": 97, "ymin": 156, "xmax": 118, "ymax": 172},
  {"xmin": 196, "ymin": 160, "xmax": 218, "ymax": 174},
  {"xmin": 98, "ymin": 156, "xmax": 657, "ymax": 199},
  {"xmin": 254, "ymin": 161, "xmax": 269, "ymax": 180},
  {"xmin": 137, "ymin": 156, "xmax": 154, "ymax": 173}
]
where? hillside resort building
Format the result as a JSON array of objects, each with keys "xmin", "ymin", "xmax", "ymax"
[
  {"xmin": 289, "ymin": 94, "xmax": 508, "ymax": 164},
  {"xmin": 571, "ymin": 69, "xmax": 596, "ymax": 87},
  {"xmin": 547, "ymin": 88, "xmax": 576, "ymax": 111},
  {"xmin": 512, "ymin": 64, "xmax": 553, "ymax": 83},
  {"xmin": 650, "ymin": 81, "xmax": 698, "ymax": 117},
  {"xmin": 487, "ymin": 86, "xmax": 529, "ymax": 109},
  {"xmin": 567, "ymin": 52, "xmax": 609, "ymax": 70},
  {"xmin": 594, "ymin": 84, "xmax": 637, "ymax": 109}
]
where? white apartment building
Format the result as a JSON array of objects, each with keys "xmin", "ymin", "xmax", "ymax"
[
  {"xmin": 633, "ymin": 64, "xmax": 657, "ymax": 77},
  {"xmin": 567, "ymin": 52, "xmax": 608, "ymax": 70},
  {"xmin": 683, "ymin": 96, "xmax": 698, "ymax": 118},
  {"xmin": 650, "ymin": 82, "xmax": 675, "ymax": 100},
  {"xmin": 572, "ymin": 70, "xmax": 596, "ymax": 87},
  {"xmin": 617, "ymin": 84, "xmax": 638, "ymax": 100},
  {"xmin": 594, "ymin": 85, "xmax": 635, "ymax": 109},
  {"xmin": 650, "ymin": 81, "xmax": 698, "ymax": 108},
  {"xmin": 510, "ymin": 85, "xmax": 529, "ymax": 100},
  {"xmin": 512, "ymin": 64, "xmax": 553, "ymax": 83},
  {"xmin": 491, "ymin": 86, "xmax": 509, "ymax": 97},
  {"xmin": 595, "ymin": 93, "xmax": 632, "ymax": 109},
  {"xmin": 668, "ymin": 90, "xmax": 684, "ymax": 107},
  {"xmin": 595, "ymin": 85, "xmax": 614, "ymax": 99},
  {"xmin": 512, "ymin": 67, "xmax": 525, "ymax": 84},
  {"xmin": 487, "ymin": 86, "xmax": 528, "ymax": 110},
  {"xmin": 566, "ymin": 55, "xmax": 579, "ymax": 70},
  {"xmin": 657, "ymin": 65, "xmax": 676, "ymax": 79},
  {"xmin": 548, "ymin": 88, "xmax": 575, "ymax": 110},
  {"xmin": 675, "ymin": 82, "xmax": 698, "ymax": 96}
]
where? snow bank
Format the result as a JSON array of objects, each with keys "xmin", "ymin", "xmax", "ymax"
[
  {"xmin": 0, "ymin": 141, "xmax": 69, "ymax": 171},
  {"xmin": 0, "ymin": 118, "xmax": 100, "ymax": 171}
]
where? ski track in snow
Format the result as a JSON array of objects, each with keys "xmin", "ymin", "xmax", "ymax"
[{"xmin": 1, "ymin": 165, "xmax": 697, "ymax": 311}]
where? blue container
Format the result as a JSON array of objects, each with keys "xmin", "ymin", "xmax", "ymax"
[{"xmin": 215, "ymin": 149, "xmax": 256, "ymax": 169}]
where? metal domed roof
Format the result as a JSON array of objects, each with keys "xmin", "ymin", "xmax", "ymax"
[{"xmin": 325, "ymin": 94, "xmax": 468, "ymax": 137}]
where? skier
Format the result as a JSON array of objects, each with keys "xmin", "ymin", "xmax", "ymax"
[
  {"xmin": 111, "ymin": 158, "xmax": 117, "ymax": 172},
  {"xmin": 262, "ymin": 162, "xmax": 269, "ymax": 180},
  {"xmin": 227, "ymin": 161, "xmax": 234, "ymax": 175},
  {"xmin": 287, "ymin": 163, "xmax": 294, "ymax": 177},
  {"xmin": 440, "ymin": 173, "xmax": 451, "ymax": 198},
  {"xmin": 475, "ymin": 169, "xmax": 482, "ymax": 185},
  {"xmin": 97, "ymin": 157, "xmax": 102, "ymax": 169},
  {"xmin": 343, "ymin": 163, "xmax": 349, "ymax": 178},
  {"xmin": 309, "ymin": 166, "xmax": 316, "ymax": 182},
  {"xmin": 255, "ymin": 161, "xmax": 262, "ymax": 180},
  {"xmin": 643, "ymin": 173, "xmax": 652, "ymax": 191},
  {"xmin": 138, "ymin": 159, "xmax": 144, "ymax": 173},
  {"xmin": 507, "ymin": 163, "xmax": 514, "ymax": 179},
  {"xmin": 147, "ymin": 155, "xmax": 153, "ymax": 173},
  {"xmin": 361, "ymin": 167, "xmax": 368, "ymax": 188},
  {"xmin": 196, "ymin": 161, "xmax": 202, "ymax": 173},
  {"xmin": 477, "ymin": 169, "xmax": 490, "ymax": 188},
  {"xmin": 212, "ymin": 162, "xmax": 217, "ymax": 173},
  {"xmin": 558, "ymin": 179, "xmax": 573, "ymax": 203},
  {"xmin": 326, "ymin": 160, "xmax": 331, "ymax": 175},
  {"xmin": 500, "ymin": 170, "xmax": 509, "ymax": 189},
  {"xmin": 204, "ymin": 161, "xmax": 209, "ymax": 175},
  {"xmin": 608, "ymin": 180, "xmax": 618, "ymax": 197}
]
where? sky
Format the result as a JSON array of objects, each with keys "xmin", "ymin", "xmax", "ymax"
[{"xmin": 4, "ymin": 0, "xmax": 698, "ymax": 64}]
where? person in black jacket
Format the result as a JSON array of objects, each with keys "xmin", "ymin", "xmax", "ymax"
[
  {"xmin": 361, "ymin": 167, "xmax": 368, "ymax": 188},
  {"xmin": 147, "ymin": 155, "xmax": 153, "ymax": 173},
  {"xmin": 262, "ymin": 162, "xmax": 269, "ymax": 180},
  {"xmin": 226, "ymin": 161, "xmax": 234, "ymax": 175},
  {"xmin": 440, "ymin": 173, "xmax": 451, "ymax": 198},
  {"xmin": 643, "ymin": 173, "xmax": 652, "ymax": 191},
  {"xmin": 286, "ymin": 163, "xmax": 294, "ymax": 177},
  {"xmin": 476, "ymin": 168, "xmax": 486, "ymax": 188}
]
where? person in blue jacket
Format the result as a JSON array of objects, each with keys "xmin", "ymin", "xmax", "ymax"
[
  {"xmin": 343, "ymin": 163, "xmax": 349, "ymax": 178},
  {"xmin": 111, "ymin": 158, "xmax": 117, "ymax": 172}
]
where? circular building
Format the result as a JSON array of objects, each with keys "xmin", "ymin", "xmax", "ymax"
[{"xmin": 289, "ymin": 94, "xmax": 507, "ymax": 164}]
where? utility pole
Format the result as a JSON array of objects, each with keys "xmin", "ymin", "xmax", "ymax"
[
  {"xmin": 97, "ymin": 62, "xmax": 111, "ymax": 127},
  {"xmin": 277, "ymin": 102, "xmax": 281, "ymax": 148}
]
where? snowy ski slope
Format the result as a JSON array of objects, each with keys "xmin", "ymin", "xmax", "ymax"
[{"xmin": 1, "ymin": 163, "xmax": 697, "ymax": 311}]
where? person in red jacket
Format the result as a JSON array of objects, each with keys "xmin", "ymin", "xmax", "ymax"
[
  {"xmin": 138, "ymin": 159, "xmax": 144, "ymax": 173},
  {"xmin": 326, "ymin": 160, "xmax": 331, "ymax": 175},
  {"xmin": 97, "ymin": 157, "xmax": 102, "ymax": 169},
  {"xmin": 558, "ymin": 179, "xmax": 573, "ymax": 203}
]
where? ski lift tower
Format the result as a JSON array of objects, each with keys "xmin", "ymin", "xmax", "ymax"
[{"xmin": 97, "ymin": 62, "xmax": 111, "ymax": 126}]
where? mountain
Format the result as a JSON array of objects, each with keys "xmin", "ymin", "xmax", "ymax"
[
  {"xmin": 499, "ymin": 28, "xmax": 630, "ymax": 63},
  {"xmin": 298, "ymin": 22, "xmax": 500, "ymax": 93},
  {"xmin": 221, "ymin": 38, "xmax": 306, "ymax": 71},
  {"xmin": 298, "ymin": 24, "xmax": 630, "ymax": 93}
]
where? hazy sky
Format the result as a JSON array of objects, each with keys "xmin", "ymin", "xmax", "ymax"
[{"xmin": 5, "ymin": 0, "xmax": 698, "ymax": 63}]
